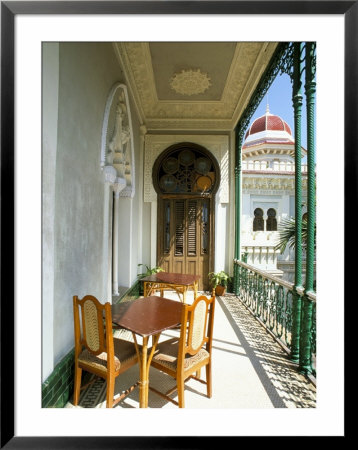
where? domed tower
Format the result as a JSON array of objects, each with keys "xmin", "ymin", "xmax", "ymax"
[
  {"xmin": 242, "ymin": 105, "xmax": 305, "ymax": 168},
  {"xmin": 240, "ymin": 105, "xmax": 308, "ymax": 281}
]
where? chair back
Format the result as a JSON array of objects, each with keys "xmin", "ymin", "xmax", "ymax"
[
  {"xmin": 181, "ymin": 293, "xmax": 215, "ymax": 356},
  {"xmin": 73, "ymin": 295, "xmax": 113, "ymax": 357}
]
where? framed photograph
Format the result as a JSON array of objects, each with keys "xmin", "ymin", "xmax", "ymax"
[{"xmin": 1, "ymin": 1, "xmax": 353, "ymax": 447}]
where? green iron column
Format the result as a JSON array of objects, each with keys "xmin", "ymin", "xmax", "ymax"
[
  {"xmin": 290, "ymin": 42, "xmax": 304, "ymax": 363},
  {"xmin": 299, "ymin": 42, "xmax": 316, "ymax": 374},
  {"xmin": 234, "ymin": 126, "xmax": 243, "ymax": 295},
  {"xmin": 303, "ymin": 42, "xmax": 316, "ymax": 293}
]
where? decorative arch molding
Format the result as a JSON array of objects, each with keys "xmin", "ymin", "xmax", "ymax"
[
  {"xmin": 100, "ymin": 83, "xmax": 135, "ymax": 198},
  {"xmin": 144, "ymin": 135, "xmax": 229, "ymax": 203},
  {"xmin": 152, "ymin": 142, "xmax": 221, "ymax": 197}
]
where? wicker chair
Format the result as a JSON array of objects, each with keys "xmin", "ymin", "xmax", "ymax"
[
  {"xmin": 149, "ymin": 292, "xmax": 215, "ymax": 408},
  {"xmin": 73, "ymin": 295, "xmax": 139, "ymax": 408}
]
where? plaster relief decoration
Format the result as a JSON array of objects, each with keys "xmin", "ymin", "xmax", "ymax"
[
  {"xmin": 170, "ymin": 69, "xmax": 211, "ymax": 96},
  {"xmin": 114, "ymin": 42, "xmax": 278, "ymax": 131},
  {"xmin": 100, "ymin": 83, "xmax": 135, "ymax": 197},
  {"xmin": 144, "ymin": 135, "xmax": 229, "ymax": 203},
  {"xmin": 242, "ymin": 176, "xmax": 304, "ymax": 191}
]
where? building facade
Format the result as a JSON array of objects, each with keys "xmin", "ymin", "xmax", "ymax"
[{"xmin": 240, "ymin": 105, "xmax": 308, "ymax": 282}]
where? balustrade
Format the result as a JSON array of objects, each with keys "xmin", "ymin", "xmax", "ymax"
[
  {"xmin": 241, "ymin": 245, "xmax": 281, "ymax": 273},
  {"xmin": 234, "ymin": 42, "xmax": 316, "ymax": 378},
  {"xmin": 233, "ymin": 258, "xmax": 316, "ymax": 375},
  {"xmin": 242, "ymin": 160, "xmax": 308, "ymax": 172}
]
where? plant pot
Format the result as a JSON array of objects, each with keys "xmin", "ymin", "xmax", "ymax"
[{"xmin": 215, "ymin": 285, "xmax": 226, "ymax": 296}]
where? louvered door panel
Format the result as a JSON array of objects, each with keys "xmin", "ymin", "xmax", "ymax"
[
  {"xmin": 174, "ymin": 200, "xmax": 185, "ymax": 256},
  {"xmin": 158, "ymin": 197, "xmax": 212, "ymax": 290},
  {"xmin": 187, "ymin": 200, "xmax": 197, "ymax": 256}
]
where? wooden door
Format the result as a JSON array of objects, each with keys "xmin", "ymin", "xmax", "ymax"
[{"xmin": 157, "ymin": 197, "xmax": 213, "ymax": 291}]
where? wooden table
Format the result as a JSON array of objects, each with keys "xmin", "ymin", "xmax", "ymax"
[
  {"xmin": 141, "ymin": 272, "xmax": 200, "ymax": 302},
  {"xmin": 111, "ymin": 296, "xmax": 183, "ymax": 408}
]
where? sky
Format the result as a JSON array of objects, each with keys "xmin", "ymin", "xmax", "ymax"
[{"xmin": 246, "ymin": 73, "xmax": 308, "ymax": 161}]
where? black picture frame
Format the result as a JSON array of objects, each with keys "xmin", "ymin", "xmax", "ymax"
[{"xmin": 1, "ymin": 1, "xmax": 353, "ymax": 448}]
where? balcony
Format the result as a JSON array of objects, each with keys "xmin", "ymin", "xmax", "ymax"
[{"xmin": 65, "ymin": 270, "xmax": 316, "ymax": 409}]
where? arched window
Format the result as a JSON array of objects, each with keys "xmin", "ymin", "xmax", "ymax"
[
  {"xmin": 153, "ymin": 144, "xmax": 219, "ymax": 196},
  {"xmin": 253, "ymin": 208, "xmax": 264, "ymax": 231},
  {"xmin": 266, "ymin": 208, "xmax": 277, "ymax": 231}
]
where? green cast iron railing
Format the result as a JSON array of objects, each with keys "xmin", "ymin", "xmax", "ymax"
[{"xmin": 233, "ymin": 258, "xmax": 316, "ymax": 375}]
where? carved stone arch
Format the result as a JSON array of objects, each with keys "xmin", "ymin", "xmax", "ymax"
[
  {"xmin": 100, "ymin": 83, "xmax": 135, "ymax": 198},
  {"xmin": 266, "ymin": 208, "xmax": 277, "ymax": 231},
  {"xmin": 253, "ymin": 208, "xmax": 264, "ymax": 231},
  {"xmin": 144, "ymin": 134, "xmax": 229, "ymax": 204}
]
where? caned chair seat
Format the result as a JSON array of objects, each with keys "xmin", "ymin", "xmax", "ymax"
[
  {"xmin": 149, "ymin": 292, "xmax": 215, "ymax": 408},
  {"xmin": 152, "ymin": 337, "xmax": 209, "ymax": 372},
  {"xmin": 73, "ymin": 295, "xmax": 140, "ymax": 408},
  {"xmin": 78, "ymin": 337, "xmax": 138, "ymax": 373}
]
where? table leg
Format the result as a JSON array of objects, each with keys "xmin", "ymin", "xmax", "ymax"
[
  {"xmin": 173, "ymin": 286, "xmax": 183, "ymax": 302},
  {"xmin": 144, "ymin": 282, "xmax": 161, "ymax": 297},
  {"xmin": 133, "ymin": 333, "xmax": 160, "ymax": 408}
]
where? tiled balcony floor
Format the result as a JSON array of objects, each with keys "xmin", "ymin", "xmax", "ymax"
[{"xmin": 65, "ymin": 292, "xmax": 316, "ymax": 409}]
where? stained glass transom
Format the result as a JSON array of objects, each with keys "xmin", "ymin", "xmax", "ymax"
[{"xmin": 156, "ymin": 147, "xmax": 216, "ymax": 195}]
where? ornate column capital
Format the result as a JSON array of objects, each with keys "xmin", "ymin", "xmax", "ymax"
[
  {"xmin": 140, "ymin": 124, "xmax": 147, "ymax": 136},
  {"xmin": 103, "ymin": 165, "xmax": 117, "ymax": 185},
  {"xmin": 113, "ymin": 178, "xmax": 127, "ymax": 197}
]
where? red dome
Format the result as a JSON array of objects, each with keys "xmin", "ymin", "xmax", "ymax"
[
  {"xmin": 245, "ymin": 110, "xmax": 292, "ymax": 139},
  {"xmin": 242, "ymin": 106, "xmax": 294, "ymax": 151}
]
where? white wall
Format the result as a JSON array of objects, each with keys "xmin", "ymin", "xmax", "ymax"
[
  {"xmin": 42, "ymin": 43, "xmax": 59, "ymax": 381},
  {"xmin": 214, "ymin": 201, "xmax": 229, "ymax": 273},
  {"xmin": 42, "ymin": 43, "xmax": 146, "ymax": 380}
]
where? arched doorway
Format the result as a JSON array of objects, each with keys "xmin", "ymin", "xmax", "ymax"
[{"xmin": 153, "ymin": 143, "xmax": 220, "ymax": 291}]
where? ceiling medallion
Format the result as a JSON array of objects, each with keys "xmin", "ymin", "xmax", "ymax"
[{"xmin": 170, "ymin": 69, "xmax": 211, "ymax": 96}]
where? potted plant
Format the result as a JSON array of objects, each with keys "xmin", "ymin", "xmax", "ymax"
[
  {"xmin": 137, "ymin": 263, "xmax": 164, "ymax": 279},
  {"xmin": 208, "ymin": 271, "xmax": 232, "ymax": 296},
  {"xmin": 137, "ymin": 264, "xmax": 164, "ymax": 295}
]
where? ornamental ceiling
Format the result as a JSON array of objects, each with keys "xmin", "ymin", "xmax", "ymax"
[{"xmin": 114, "ymin": 42, "xmax": 278, "ymax": 132}]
